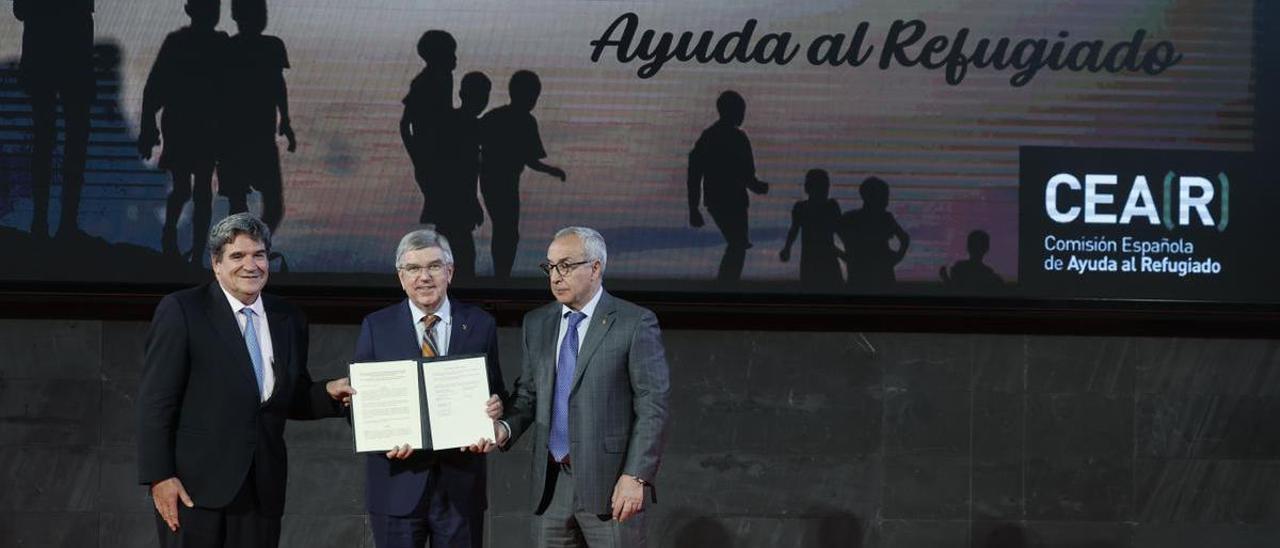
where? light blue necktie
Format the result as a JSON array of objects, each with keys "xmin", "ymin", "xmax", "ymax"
[
  {"xmin": 549, "ymin": 311, "xmax": 586, "ymax": 462},
  {"xmin": 241, "ymin": 308, "xmax": 265, "ymax": 397}
]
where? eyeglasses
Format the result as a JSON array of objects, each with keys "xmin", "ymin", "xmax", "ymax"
[
  {"xmin": 538, "ymin": 260, "xmax": 590, "ymax": 277},
  {"xmin": 398, "ymin": 262, "xmax": 449, "ymax": 277}
]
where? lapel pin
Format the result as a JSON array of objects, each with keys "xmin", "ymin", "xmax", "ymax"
[{"xmin": 462, "ymin": 324, "xmax": 468, "ymax": 331}]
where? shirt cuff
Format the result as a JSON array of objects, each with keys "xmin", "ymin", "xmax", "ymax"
[{"xmin": 496, "ymin": 420, "xmax": 511, "ymax": 447}]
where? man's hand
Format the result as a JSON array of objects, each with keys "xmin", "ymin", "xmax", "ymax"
[
  {"xmin": 484, "ymin": 394, "xmax": 503, "ymax": 420},
  {"xmin": 151, "ymin": 477, "xmax": 194, "ymax": 532},
  {"xmin": 610, "ymin": 475, "xmax": 645, "ymax": 522},
  {"xmin": 326, "ymin": 377, "xmax": 356, "ymax": 406},
  {"xmin": 689, "ymin": 209, "xmax": 705, "ymax": 228},
  {"xmin": 462, "ymin": 419, "xmax": 509, "ymax": 453},
  {"xmin": 548, "ymin": 166, "xmax": 567, "ymax": 182},
  {"xmin": 461, "ymin": 436, "xmax": 495, "ymax": 453},
  {"xmin": 386, "ymin": 443, "xmax": 414, "ymax": 460}
]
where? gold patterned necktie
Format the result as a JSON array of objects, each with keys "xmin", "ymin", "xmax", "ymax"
[{"xmin": 420, "ymin": 314, "xmax": 440, "ymax": 358}]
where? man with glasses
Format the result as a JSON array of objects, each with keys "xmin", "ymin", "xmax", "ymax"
[
  {"xmin": 498, "ymin": 226, "xmax": 671, "ymax": 547},
  {"xmin": 352, "ymin": 228, "xmax": 507, "ymax": 548}
]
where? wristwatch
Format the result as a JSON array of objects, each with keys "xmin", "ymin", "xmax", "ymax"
[{"xmin": 632, "ymin": 476, "xmax": 649, "ymax": 487}]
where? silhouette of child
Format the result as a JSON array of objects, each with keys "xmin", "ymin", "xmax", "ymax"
[
  {"xmin": 401, "ymin": 29, "xmax": 456, "ymax": 224},
  {"xmin": 218, "ymin": 0, "xmax": 295, "ymax": 234},
  {"xmin": 138, "ymin": 0, "xmax": 226, "ymax": 260},
  {"xmin": 687, "ymin": 90, "xmax": 770, "ymax": 282},
  {"xmin": 940, "ymin": 230, "xmax": 1004, "ymax": 292},
  {"xmin": 780, "ymin": 169, "xmax": 843, "ymax": 289},
  {"xmin": 838, "ymin": 176, "xmax": 910, "ymax": 290},
  {"xmin": 436, "ymin": 71, "xmax": 491, "ymax": 281},
  {"xmin": 479, "ymin": 70, "xmax": 565, "ymax": 279}
]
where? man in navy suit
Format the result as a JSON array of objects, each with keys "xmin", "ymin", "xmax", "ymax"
[{"xmin": 353, "ymin": 228, "xmax": 507, "ymax": 548}]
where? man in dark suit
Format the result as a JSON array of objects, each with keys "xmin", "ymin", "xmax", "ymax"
[
  {"xmin": 354, "ymin": 228, "xmax": 507, "ymax": 548},
  {"xmin": 499, "ymin": 226, "xmax": 670, "ymax": 547},
  {"xmin": 136, "ymin": 212, "xmax": 355, "ymax": 548}
]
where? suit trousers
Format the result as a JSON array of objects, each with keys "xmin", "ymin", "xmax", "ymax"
[
  {"xmin": 535, "ymin": 459, "xmax": 646, "ymax": 548},
  {"xmin": 153, "ymin": 470, "xmax": 280, "ymax": 548},
  {"xmin": 370, "ymin": 465, "xmax": 482, "ymax": 548}
]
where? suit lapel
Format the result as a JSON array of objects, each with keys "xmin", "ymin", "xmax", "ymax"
[
  {"xmin": 203, "ymin": 283, "xmax": 261, "ymax": 395},
  {"xmin": 396, "ymin": 300, "xmax": 421, "ymax": 358},
  {"xmin": 540, "ymin": 304, "xmax": 560, "ymax": 399},
  {"xmin": 572, "ymin": 292, "xmax": 617, "ymax": 393},
  {"xmin": 265, "ymin": 297, "xmax": 291, "ymax": 402},
  {"xmin": 447, "ymin": 298, "xmax": 470, "ymax": 356}
]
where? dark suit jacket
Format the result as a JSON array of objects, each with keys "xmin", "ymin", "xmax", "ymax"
[
  {"xmin": 504, "ymin": 291, "xmax": 671, "ymax": 515},
  {"xmin": 354, "ymin": 297, "xmax": 506, "ymax": 517},
  {"xmin": 136, "ymin": 283, "xmax": 342, "ymax": 517}
]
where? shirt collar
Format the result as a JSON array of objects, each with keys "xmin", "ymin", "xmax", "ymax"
[
  {"xmin": 409, "ymin": 297, "xmax": 452, "ymax": 327},
  {"xmin": 219, "ymin": 284, "xmax": 266, "ymax": 319},
  {"xmin": 561, "ymin": 286, "xmax": 603, "ymax": 321}
]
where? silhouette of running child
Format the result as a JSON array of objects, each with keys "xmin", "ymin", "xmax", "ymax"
[
  {"xmin": 13, "ymin": 0, "xmax": 96, "ymax": 239},
  {"xmin": 138, "ymin": 0, "xmax": 227, "ymax": 261},
  {"xmin": 401, "ymin": 29, "xmax": 456, "ymax": 225},
  {"xmin": 218, "ymin": 0, "xmax": 295, "ymax": 235},
  {"xmin": 687, "ymin": 90, "xmax": 770, "ymax": 283},
  {"xmin": 479, "ymin": 70, "xmax": 566, "ymax": 279},
  {"xmin": 780, "ymin": 169, "xmax": 843, "ymax": 290},
  {"xmin": 940, "ymin": 229, "xmax": 1004, "ymax": 292},
  {"xmin": 838, "ymin": 176, "xmax": 910, "ymax": 291},
  {"xmin": 437, "ymin": 71, "xmax": 491, "ymax": 281}
]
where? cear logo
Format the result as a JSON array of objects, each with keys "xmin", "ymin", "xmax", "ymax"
[{"xmin": 1044, "ymin": 172, "xmax": 1229, "ymax": 231}]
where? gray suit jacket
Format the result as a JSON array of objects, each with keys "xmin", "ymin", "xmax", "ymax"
[{"xmin": 505, "ymin": 291, "xmax": 671, "ymax": 514}]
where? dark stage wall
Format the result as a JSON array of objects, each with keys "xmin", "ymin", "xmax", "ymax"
[{"xmin": 2, "ymin": 318, "xmax": 1278, "ymax": 547}]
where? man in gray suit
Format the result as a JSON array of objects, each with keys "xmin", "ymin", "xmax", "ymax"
[{"xmin": 498, "ymin": 226, "xmax": 670, "ymax": 547}]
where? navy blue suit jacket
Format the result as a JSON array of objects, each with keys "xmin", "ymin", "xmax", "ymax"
[{"xmin": 353, "ymin": 297, "xmax": 506, "ymax": 517}]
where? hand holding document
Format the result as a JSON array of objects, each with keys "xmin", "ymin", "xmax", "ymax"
[{"xmin": 349, "ymin": 355, "xmax": 495, "ymax": 453}]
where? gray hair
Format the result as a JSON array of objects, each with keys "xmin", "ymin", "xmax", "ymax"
[
  {"xmin": 208, "ymin": 213, "xmax": 271, "ymax": 261},
  {"xmin": 554, "ymin": 226, "xmax": 607, "ymax": 272},
  {"xmin": 394, "ymin": 228, "xmax": 454, "ymax": 269}
]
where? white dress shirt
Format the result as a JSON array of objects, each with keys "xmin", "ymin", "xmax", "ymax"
[
  {"xmin": 220, "ymin": 286, "xmax": 275, "ymax": 402},
  {"xmin": 409, "ymin": 298, "xmax": 452, "ymax": 357}
]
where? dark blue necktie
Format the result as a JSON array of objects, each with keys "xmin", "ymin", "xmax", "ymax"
[{"xmin": 549, "ymin": 311, "xmax": 586, "ymax": 462}]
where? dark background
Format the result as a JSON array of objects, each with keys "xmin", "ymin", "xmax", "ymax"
[{"xmin": 3, "ymin": 319, "xmax": 1280, "ymax": 548}]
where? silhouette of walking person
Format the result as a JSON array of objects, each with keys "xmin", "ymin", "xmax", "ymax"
[
  {"xmin": 401, "ymin": 29, "xmax": 457, "ymax": 227},
  {"xmin": 780, "ymin": 169, "xmax": 843, "ymax": 290},
  {"xmin": 687, "ymin": 90, "xmax": 770, "ymax": 283},
  {"xmin": 13, "ymin": 0, "xmax": 95, "ymax": 239},
  {"xmin": 940, "ymin": 229, "xmax": 1004, "ymax": 292},
  {"xmin": 138, "ymin": 0, "xmax": 227, "ymax": 261},
  {"xmin": 479, "ymin": 69, "xmax": 566, "ymax": 279},
  {"xmin": 435, "ymin": 71, "xmax": 491, "ymax": 281},
  {"xmin": 218, "ymin": 0, "xmax": 295, "ymax": 236},
  {"xmin": 838, "ymin": 176, "xmax": 909, "ymax": 291}
]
